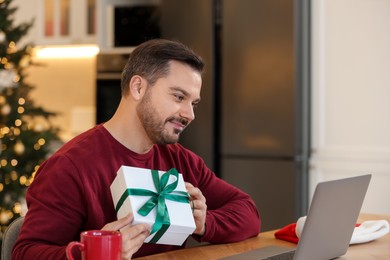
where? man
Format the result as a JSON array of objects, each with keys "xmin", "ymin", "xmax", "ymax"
[{"xmin": 13, "ymin": 39, "xmax": 260, "ymax": 259}]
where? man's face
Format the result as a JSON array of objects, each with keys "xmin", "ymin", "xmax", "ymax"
[{"xmin": 137, "ymin": 61, "xmax": 202, "ymax": 145}]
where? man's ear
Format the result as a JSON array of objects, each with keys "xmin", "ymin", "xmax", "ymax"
[{"xmin": 128, "ymin": 75, "xmax": 145, "ymax": 100}]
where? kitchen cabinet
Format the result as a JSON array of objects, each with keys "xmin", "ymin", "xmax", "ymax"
[{"xmin": 35, "ymin": 0, "xmax": 96, "ymax": 45}]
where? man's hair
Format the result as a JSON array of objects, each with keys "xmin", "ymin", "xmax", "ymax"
[{"xmin": 121, "ymin": 39, "xmax": 205, "ymax": 96}]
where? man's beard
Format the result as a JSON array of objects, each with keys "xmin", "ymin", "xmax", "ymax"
[{"xmin": 137, "ymin": 90, "xmax": 189, "ymax": 145}]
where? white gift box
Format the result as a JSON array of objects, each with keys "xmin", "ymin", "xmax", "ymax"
[{"xmin": 110, "ymin": 166, "xmax": 196, "ymax": 245}]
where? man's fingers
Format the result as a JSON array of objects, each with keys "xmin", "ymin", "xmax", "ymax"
[
  {"xmin": 102, "ymin": 213, "xmax": 133, "ymax": 231},
  {"xmin": 122, "ymin": 223, "xmax": 151, "ymax": 240},
  {"xmin": 121, "ymin": 223, "xmax": 151, "ymax": 259}
]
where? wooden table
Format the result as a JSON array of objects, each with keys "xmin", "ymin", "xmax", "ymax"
[{"xmin": 135, "ymin": 214, "xmax": 390, "ymax": 259}]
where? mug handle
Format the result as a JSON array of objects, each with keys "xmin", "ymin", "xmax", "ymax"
[{"xmin": 66, "ymin": 241, "xmax": 84, "ymax": 260}]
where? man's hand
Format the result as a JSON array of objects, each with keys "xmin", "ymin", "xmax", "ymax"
[
  {"xmin": 185, "ymin": 182, "xmax": 207, "ymax": 236},
  {"xmin": 102, "ymin": 213, "xmax": 150, "ymax": 260}
]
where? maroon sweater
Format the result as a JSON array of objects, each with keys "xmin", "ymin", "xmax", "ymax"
[{"xmin": 13, "ymin": 125, "xmax": 260, "ymax": 259}]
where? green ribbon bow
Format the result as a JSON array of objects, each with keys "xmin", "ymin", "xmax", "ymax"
[{"xmin": 115, "ymin": 168, "xmax": 190, "ymax": 243}]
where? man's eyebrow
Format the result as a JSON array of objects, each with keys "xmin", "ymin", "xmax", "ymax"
[{"xmin": 170, "ymin": 87, "xmax": 201, "ymax": 103}]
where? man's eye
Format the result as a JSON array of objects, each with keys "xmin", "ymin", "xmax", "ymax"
[
  {"xmin": 174, "ymin": 94, "xmax": 184, "ymax": 101},
  {"xmin": 192, "ymin": 103, "xmax": 199, "ymax": 109}
]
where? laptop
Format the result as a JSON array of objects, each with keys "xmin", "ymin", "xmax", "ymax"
[{"xmin": 222, "ymin": 174, "xmax": 372, "ymax": 260}]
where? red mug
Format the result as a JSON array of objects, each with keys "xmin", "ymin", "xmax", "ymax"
[{"xmin": 66, "ymin": 230, "xmax": 122, "ymax": 260}]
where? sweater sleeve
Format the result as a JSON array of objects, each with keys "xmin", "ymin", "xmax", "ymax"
[{"xmin": 186, "ymin": 157, "xmax": 261, "ymax": 243}]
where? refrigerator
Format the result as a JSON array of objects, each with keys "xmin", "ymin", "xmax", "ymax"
[{"xmin": 159, "ymin": 0, "xmax": 310, "ymax": 231}]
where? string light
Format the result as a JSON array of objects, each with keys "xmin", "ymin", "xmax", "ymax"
[
  {"xmin": 13, "ymin": 73, "xmax": 20, "ymax": 83},
  {"xmin": 10, "ymin": 159, "xmax": 17, "ymax": 166},
  {"xmin": 13, "ymin": 127, "xmax": 20, "ymax": 136},
  {"xmin": 38, "ymin": 138, "xmax": 45, "ymax": 146},
  {"xmin": 0, "ymin": 212, "xmax": 8, "ymax": 225},
  {"xmin": 15, "ymin": 119, "xmax": 22, "ymax": 126},
  {"xmin": 13, "ymin": 202, "xmax": 22, "ymax": 214},
  {"xmin": 26, "ymin": 177, "xmax": 33, "ymax": 186},
  {"xmin": 1, "ymin": 159, "xmax": 7, "ymax": 166},
  {"xmin": 18, "ymin": 98, "xmax": 25, "ymax": 105},
  {"xmin": 4, "ymin": 62, "xmax": 12, "ymax": 69},
  {"xmin": 7, "ymin": 41, "xmax": 17, "ymax": 54},
  {"xmin": 14, "ymin": 140, "xmax": 25, "ymax": 154},
  {"xmin": 6, "ymin": 211, "xmax": 13, "ymax": 221},
  {"xmin": 1, "ymin": 126, "xmax": 10, "ymax": 134},
  {"xmin": 33, "ymin": 143, "xmax": 41, "ymax": 150},
  {"xmin": 8, "ymin": 41, "xmax": 16, "ymax": 48},
  {"xmin": 19, "ymin": 176, "xmax": 26, "ymax": 185}
]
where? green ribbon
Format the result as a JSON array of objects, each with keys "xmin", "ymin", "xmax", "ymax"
[{"xmin": 115, "ymin": 168, "xmax": 190, "ymax": 243}]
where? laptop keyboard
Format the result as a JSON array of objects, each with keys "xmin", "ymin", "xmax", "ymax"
[{"xmin": 263, "ymin": 250, "xmax": 295, "ymax": 260}]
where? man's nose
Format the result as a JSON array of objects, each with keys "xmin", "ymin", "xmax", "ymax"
[{"xmin": 180, "ymin": 102, "xmax": 195, "ymax": 122}]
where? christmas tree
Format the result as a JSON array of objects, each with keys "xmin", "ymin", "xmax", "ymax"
[{"xmin": 0, "ymin": 0, "xmax": 61, "ymax": 239}]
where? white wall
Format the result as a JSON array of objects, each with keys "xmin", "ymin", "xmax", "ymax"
[{"xmin": 310, "ymin": 0, "xmax": 390, "ymax": 214}]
